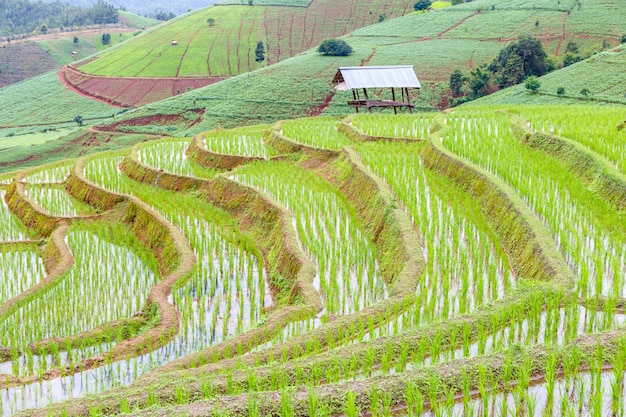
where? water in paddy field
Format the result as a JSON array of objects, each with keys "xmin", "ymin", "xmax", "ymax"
[
  {"xmin": 0, "ymin": 190, "xmax": 30, "ymax": 242},
  {"xmin": 0, "ymin": 221, "xmax": 272, "ymax": 416},
  {"xmin": 412, "ymin": 371, "xmax": 626, "ymax": 417}
]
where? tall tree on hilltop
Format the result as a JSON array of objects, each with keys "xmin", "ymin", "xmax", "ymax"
[{"xmin": 255, "ymin": 40, "xmax": 265, "ymax": 66}]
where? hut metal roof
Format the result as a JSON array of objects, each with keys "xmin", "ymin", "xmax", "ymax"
[{"xmin": 332, "ymin": 65, "xmax": 421, "ymax": 91}]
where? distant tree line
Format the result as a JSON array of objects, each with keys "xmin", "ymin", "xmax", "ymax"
[{"xmin": 1, "ymin": 0, "xmax": 118, "ymax": 38}]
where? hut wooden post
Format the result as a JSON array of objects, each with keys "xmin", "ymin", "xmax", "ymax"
[{"xmin": 391, "ymin": 87, "xmax": 397, "ymax": 114}]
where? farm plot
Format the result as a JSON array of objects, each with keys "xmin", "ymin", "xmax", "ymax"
[
  {"xmin": 442, "ymin": 108, "xmax": 626, "ymax": 300},
  {"xmin": 0, "ymin": 221, "xmax": 159, "ymax": 378},
  {"xmin": 358, "ymin": 140, "xmax": 515, "ymax": 323},
  {"xmin": 0, "ymin": 190, "xmax": 31, "ymax": 242},
  {"xmin": 24, "ymin": 184, "xmax": 97, "ymax": 217},
  {"xmin": 137, "ymin": 140, "xmax": 218, "ymax": 179},
  {"xmin": 232, "ymin": 161, "xmax": 388, "ymax": 315},
  {"xmin": 203, "ymin": 125, "xmax": 276, "ymax": 158},
  {"xmin": 0, "ymin": 248, "xmax": 46, "ymax": 306},
  {"xmin": 280, "ymin": 117, "xmax": 351, "ymax": 150},
  {"xmin": 22, "ymin": 162, "xmax": 73, "ymax": 184},
  {"xmin": 350, "ymin": 113, "xmax": 437, "ymax": 139},
  {"xmin": 6, "ymin": 109, "xmax": 626, "ymax": 417},
  {"xmin": 511, "ymin": 105, "xmax": 626, "ymax": 174}
]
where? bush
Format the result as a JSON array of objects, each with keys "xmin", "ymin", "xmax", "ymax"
[
  {"xmin": 317, "ymin": 39, "xmax": 353, "ymax": 56},
  {"xmin": 580, "ymin": 88, "xmax": 590, "ymax": 96},
  {"xmin": 556, "ymin": 86, "xmax": 565, "ymax": 95},
  {"xmin": 413, "ymin": 0, "xmax": 431, "ymax": 11},
  {"xmin": 524, "ymin": 76, "xmax": 540, "ymax": 93}
]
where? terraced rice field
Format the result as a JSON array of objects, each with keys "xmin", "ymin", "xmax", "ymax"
[{"xmin": 1, "ymin": 105, "xmax": 626, "ymax": 416}]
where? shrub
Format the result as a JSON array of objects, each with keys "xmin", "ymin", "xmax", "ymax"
[
  {"xmin": 317, "ymin": 39, "xmax": 353, "ymax": 56},
  {"xmin": 524, "ymin": 76, "xmax": 540, "ymax": 93},
  {"xmin": 556, "ymin": 86, "xmax": 565, "ymax": 95}
]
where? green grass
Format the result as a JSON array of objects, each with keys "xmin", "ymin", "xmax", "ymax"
[
  {"xmin": 0, "ymin": 72, "xmax": 116, "ymax": 131},
  {"xmin": 76, "ymin": 0, "xmax": 417, "ymax": 78}
]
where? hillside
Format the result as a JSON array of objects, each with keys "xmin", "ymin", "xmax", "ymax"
[
  {"xmin": 1, "ymin": 0, "xmax": 625, "ymax": 172},
  {"xmin": 59, "ymin": 0, "xmax": 416, "ymax": 106},
  {"xmin": 472, "ymin": 46, "xmax": 626, "ymax": 105},
  {"xmin": 1, "ymin": 107, "xmax": 626, "ymax": 416},
  {"xmin": 37, "ymin": 0, "xmax": 222, "ymax": 17},
  {"xmin": 0, "ymin": 12, "xmax": 159, "ymax": 88}
]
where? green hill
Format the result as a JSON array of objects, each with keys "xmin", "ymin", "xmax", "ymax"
[
  {"xmin": 74, "ymin": 0, "xmax": 416, "ymax": 78},
  {"xmin": 1, "ymin": 0, "xmax": 625, "ymax": 171},
  {"xmin": 472, "ymin": 46, "xmax": 626, "ymax": 105}
]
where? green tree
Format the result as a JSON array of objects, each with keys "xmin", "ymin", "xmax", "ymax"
[
  {"xmin": 413, "ymin": 0, "xmax": 431, "ymax": 12},
  {"xmin": 524, "ymin": 76, "xmax": 540, "ymax": 93},
  {"xmin": 489, "ymin": 35, "xmax": 549, "ymax": 87},
  {"xmin": 255, "ymin": 40, "xmax": 265, "ymax": 66},
  {"xmin": 556, "ymin": 86, "xmax": 565, "ymax": 95},
  {"xmin": 565, "ymin": 41, "xmax": 578, "ymax": 54},
  {"xmin": 468, "ymin": 66, "xmax": 491, "ymax": 99},
  {"xmin": 101, "ymin": 33, "xmax": 111, "ymax": 45},
  {"xmin": 73, "ymin": 115, "xmax": 83, "ymax": 126},
  {"xmin": 449, "ymin": 69, "xmax": 464, "ymax": 97},
  {"xmin": 451, "ymin": 0, "xmax": 464, "ymax": 4},
  {"xmin": 621, "ymin": 34, "xmax": 626, "ymax": 44},
  {"xmin": 73, "ymin": 36, "xmax": 78, "ymax": 44},
  {"xmin": 317, "ymin": 39, "xmax": 353, "ymax": 56},
  {"xmin": 580, "ymin": 88, "xmax": 590, "ymax": 96},
  {"xmin": 207, "ymin": 17, "xmax": 215, "ymax": 26}
]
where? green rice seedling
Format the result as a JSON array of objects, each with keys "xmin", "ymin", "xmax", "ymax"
[
  {"xmin": 0, "ymin": 190, "xmax": 33, "ymax": 241},
  {"xmin": 0, "ymin": 221, "xmax": 158, "ymax": 375},
  {"xmin": 84, "ymin": 155, "xmax": 133, "ymax": 195},
  {"xmin": 281, "ymin": 117, "xmax": 352, "ymax": 150},
  {"xmin": 204, "ymin": 126, "xmax": 276, "ymax": 158},
  {"xmin": 138, "ymin": 140, "xmax": 217, "ymax": 179},
  {"xmin": 358, "ymin": 140, "xmax": 514, "ymax": 327},
  {"xmin": 512, "ymin": 105, "xmax": 626, "ymax": 174},
  {"xmin": 23, "ymin": 162, "xmax": 73, "ymax": 184},
  {"xmin": 0, "ymin": 247, "xmax": 46, "ymax": 305},
  {"xmin": 443, "ymin": 108, "xmax": 626, "ymax": 300},
  {"xmin": 232, "ymin": 160, "xmax": 387, "ymax": 315},
  {"xmin": 351, "ymin": 113, "xmax": 437, "ymax": 139},
  {"xmin": 25, "ymin": 184, "xmax": 97, "ymax": 217}
]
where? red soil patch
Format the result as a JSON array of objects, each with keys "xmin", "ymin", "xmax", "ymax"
[
  {"xmin": 93, "ymin": 110, "xmax": 204, "ymax": 133},
  {"xmin": 60, "ymin": 66, "xmax": 226, "ymax": 107}
]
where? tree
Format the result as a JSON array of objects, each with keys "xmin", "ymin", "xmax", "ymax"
[
  {"xmin": 621, "ymin": 34, "xmax": 626, "ymax": 44},
  {"xmin": 413, "ymin": 0, "xmax": 431, "ymax": 11},
  {"xmin": 255, "ymin": 40, "xmax": 265, "ymax": 66},
  {"xmin": 565, "ymin": 41, "xmax": 578, "ymax": 54},
  {"xmin": 73, "ymin": 115, "xmax": 83, "ymax": 126},
  {"xmin": 101, "ymin": 33, "xmax": 111, "ymax": 45},
  {"xmin": 556, "ymin": 86, "xmax": 565, "ymax": 95},
  {"xmin": 489, "ymin": 35, "xmax": 549, "ymax": 88},
  {"xmin": 449, "ymin": 69, "xmax": 464, "ymax": 97},
  {"xmin": 451, "ymin": 0, "xmax": 464, "ymax": 4},
  {"xmin": 207, "ymin": 17, "xmax": 215, "ymax": 26},
  {"xmin": 580, "ymin": 88, "xmax": 590, "ymax": 96},
  {"xmin": 524, "ymin": 76, "xmax": 540, "ymax": 93},
  {"xmin": 317, "ymin": 39, "xmax": 353, "ymax": 56},
  {"xmin": 248, "ymin": 0, "xmax": 253, "ymax": 5},
  {"xmin": 40, "ymin": 23, "xmax": 48, "ymax": 34},
  {"xmin": 378, "ymin": 14, "xmax": 386, "ymax": 23},
  {"xmin": 73, "ymin": 36, "xmax": 79, "ymax": 44},
  {"xmin": 467, "ymin": 66, "xmax": 491, "ymax": 99}
]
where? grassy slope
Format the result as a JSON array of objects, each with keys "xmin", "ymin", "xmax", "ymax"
[
  {"xmin": 1, "ymin": 0, "xmax": 625, "ymax": 172},
  {"xmin": 76, "ymin": 0, "xmax": 415, "ymax": 78},
  {"xmin": 0, "ymin": 12, "xmax": 159, "ymax": 88},
  {"xmin": 471, "ymin": 46, "xmax": 626, "ymax": 105},
  {"xmin": 107, "ymin": 0, "xmax": 626, "ymax": 137}
]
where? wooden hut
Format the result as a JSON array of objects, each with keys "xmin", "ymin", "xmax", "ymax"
[{"xmin": 332, "ymin": 65, "xmax": 421, "ymax": 113}]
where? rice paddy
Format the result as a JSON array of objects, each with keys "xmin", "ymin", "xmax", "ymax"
[{"xmin": 2, "ymin": 108, "xmax": 625, "ymax": 417}]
